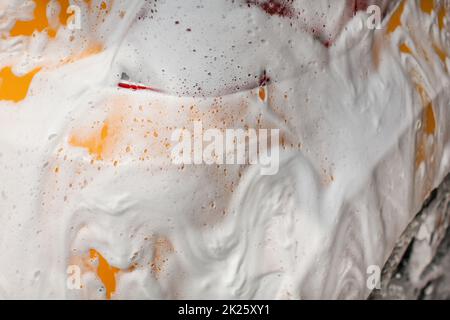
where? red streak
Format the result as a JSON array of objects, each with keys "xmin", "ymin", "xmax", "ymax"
[{"xmin": 118, "ymin": 82, "xmax": 161, "ymax": 92}]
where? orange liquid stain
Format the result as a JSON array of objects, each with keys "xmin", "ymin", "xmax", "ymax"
[
  {"xmin": 415, "ymin": 84, "xmax": 436, "ymax": 135},
  {"xmin": 387, "ymin": 0, "xmax": 406, "ymax": 34},
  {"xmin": 433, "ymin": 44, "xmax": 448, "ymax": 64},
  {"xmin": 62, "ymin": 43, "xmax": 104, "ymax": 64},
  {"xmin": 10, "ymin": 0, "xmax": 51, "ymax": 37},
  {"xmin": 69, "ymin": 122, "xmax": 109, "ymax": 160},
  {"xmin": 438, "ymin": 4, "xmax": 447, "ymax": 30},
  {"xmin": 69, "ymin": 107, "xmax": 124, "ymax": 160},
  {"xmin": 10, "ymin": 0, "xmax": 74, "ymax": 38},
  {"xmin": 89, "ymin": 249, "xmax": 119, "ymax": 300},
  {"xmin": 423, "ymin": 102, "xmax": 436, "ymax": 135},
  {"xmin": 420, "ymin": 0, "xmax": 434, "ymax": 15},
  {"xmin": 258, "ymin": 87, "xmax": 266, "ymax": 102},
  {"xmin": 58, "ymin": 0, "xmax": 72, "ymax": 26},
  {"xmin": 399, "ymin": 42, "xmax": 412, "ymax": 54},
  {"xmin": 414, "ymin": 83, "xmax": 437, "ymax": 168},
  {"xmin": 0, "ymin": 66, "xmax": 41, "ymax": 102}
]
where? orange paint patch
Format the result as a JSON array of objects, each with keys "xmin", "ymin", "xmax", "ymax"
[
  {"xmin": 399, "ymin": 42, "xmax": 412, "ymax": 54},
  {"xmin": 423, "ymin": 103, "xmax": 436, "ymax": 135},
  {"xmin": 415, "ymin": 84, "xmax": 436, "ymax": 135},
  {"xmin": 10, "ymin": 0, "xmax": 74, "ymax": 38},
  {"xmin": 414, "ymin": 84, "xmax": 437, "ymax": 168},
  {"xmin": 0, "ymin": 67, "xmax": 41, "ymax": 102},
  {"xmin": 420, "ymin": 0, "xmax": 434, "ymax": 15},
  {"xmin": 69, "ymin": 123, "xmax": 109, "ymax": 160},
  {"xmin": 387, "ymin": 0, "xmax": 406, "ymax": 34},
  {"xmin": 433, "ymin": 44, "xmax": 448, "ymax": 64},
  {"xmin": 69, "ymin": 113, "xmax": 122, "ymax": 161},
  {"xmin": 438, "ymin": 4, "xmax": 447, "ymax": 30},
  {"xmin": 58, "ymin": 0, "xmax": 73, "ymax": 26},
  {"xmin": 10, "ymin": 0, "xmax": 51, "ymax": 37},
  {"xmin": 89, "ymin": 249, "xmax": 119, "ymax": 300},
  {"xmin": 258, "ymin": 87, "xmax": 266, "ymax": 102}
]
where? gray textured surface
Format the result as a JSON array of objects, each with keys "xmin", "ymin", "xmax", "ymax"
[{"xmin": 370, "ymin": 174, "xmax": 450, "ymax": 300}]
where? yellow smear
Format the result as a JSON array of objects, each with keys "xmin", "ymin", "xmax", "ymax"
[
  {"xmin": 420, "ymin": 0, "xmax": 434, "ymax": 15},
  {"xmin": 387, "ymin": 0, "xmax": 406, "ymax": 34},
  {"xmin": 0, "ymin": 67, "xmax": 41, "ymax": 102},
  {"xmin": 399, "ymin": 42, "xmax": 412, "ymax": 54},
  {"xmin": 89, "ymin": 249, "xmax": 119, "ymax": 300}
]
